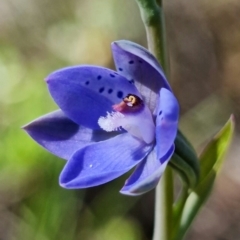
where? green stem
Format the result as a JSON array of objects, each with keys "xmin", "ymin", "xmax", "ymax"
[
  {"xmin": 135, "ymin": 1, "xmax": 172, "ymax": 240},
  {"xmin": 152, "ymin": 167, "xmax": 173, "ymax": 240},
  {"xmin": 135, "ymin": 0, "xmax": 168, "ymax": 70},
  {"xmin": 171, "ymin": 185, "xmax": 188, "ymax": 240}
]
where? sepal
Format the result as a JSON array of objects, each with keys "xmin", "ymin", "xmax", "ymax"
[{"xmin": 170, "ymin": 130, "xmax": 200, "ymax": 188}]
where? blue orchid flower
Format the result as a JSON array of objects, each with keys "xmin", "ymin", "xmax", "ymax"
[{"xmin": 23, "ymin": 40, "xmax": 179, "ymax": 196}]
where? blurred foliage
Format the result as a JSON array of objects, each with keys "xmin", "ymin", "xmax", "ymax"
[
  {"xmin": 0, "ymin": 0, "xmax": 239, "ymax": 239},
  {"xmin": 0, "ymin": 0, "xmax": 148, "ymax": 239},
  {"xmin": 173, "ymin": 117, "xmax": 234, "ymax": 240}
]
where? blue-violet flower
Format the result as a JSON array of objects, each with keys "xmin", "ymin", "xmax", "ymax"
[{"xmin": 23, "ymin": 40, "xmax": 179, "ymax": 196}]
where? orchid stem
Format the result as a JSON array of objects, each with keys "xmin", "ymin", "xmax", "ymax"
[
  {"xmin": 153, "ymin": 167, "xmax": 173, "ymax": 240},
  {"xmin": 135, "ymin": 0, "xmax": 168, "ymax": 72},
  {"xmin": 135, "ymin": 1, "xmax": 172, "ymax": 240},
  {"xmin": 171, "ymin": 185, "xmax": 188, "ymax": 240}
]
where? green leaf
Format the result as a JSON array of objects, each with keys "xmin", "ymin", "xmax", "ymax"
[
  {"xmin": 172, "ymin": 115, "xmax": 234, "ymax": 240},
  {"xmin": 174, "ymin": 130, "xmax": 200, "ymax": 183},
  {"xmin": 199, "ymin": 115, "xmax": 234, "ymax": 183},
  {"xmin": 170, "ymin": 130, "xmax": 200, "ymax": 189},
  {"xmin": 170, "ymin": 153, "xmax": 197, "ymax": 188},
  {"xmin": 172, "ymin": 171, "xmax": 215, "ymax": 240}
]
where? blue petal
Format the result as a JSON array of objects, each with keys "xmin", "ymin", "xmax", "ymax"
[
  {"xmin": 23, "ymin": 110, "xmax": 115, "ymax": 160},
  {"xmin": 120, "ymin": 145, "xmax": 175, "ymax": 196},
  {"xmin": 112, "ymin": 40, "xmax": 171, "ymax": 110},
  {"xmin": 156, "ymin": 88, "xmax": 179, "ymax": 159},
  {"xmin": 59, "ymin": 133, "xmax": 153, "ymax": 188},
  {"xmin": 46, "ymin": 65, "xmax": 141, "ymax": 129}
]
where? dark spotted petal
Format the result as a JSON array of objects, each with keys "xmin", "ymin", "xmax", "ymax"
[
  {"xmin": 46, "ymin": 66, "xmax": 141, "ymax": 129},
  {"xmin": 156, "ymin": 88, "xmax": 179, "ymax": 159},
  {"xmin": 112, "ymin": 40, "xmax": 171, "ymax": 110},
  {"xmin": 23, "ymin": 110, "xmax": 115, "ymax": 160}
]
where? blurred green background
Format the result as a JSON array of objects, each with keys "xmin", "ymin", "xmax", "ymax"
[{"xmin": 0, "ymin": 0, "xmax": 240, "ymax": 239}]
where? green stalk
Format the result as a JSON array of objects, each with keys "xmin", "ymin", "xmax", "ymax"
[
  {"xmin": 135, "ymin": 1, "xmax": 172, "ymax": 240},
  {"xmin": 135, "ymin": 0, "xmax": 168, "ymax": 70},
  {"xmin": 152, "ymin": 167, "xmax": 173, "ymax": 240},
  {"xmin": 171, "ymin": 185, "xmax": 188, "ymax": 240}
]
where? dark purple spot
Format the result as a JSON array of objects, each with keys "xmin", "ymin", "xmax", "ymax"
[
  {"xmin": 119, "ymin": 68, "xmax": 123, "ymax": 71},
  {"xmin": 159, "ymin": 110, "xmax": 162, "ymax": 115},
  {"xmin": 110, "ymin": 74, "xmax": 115, "ymax": 78},
  {"xmin": 161, "ymin": 117, "xmax": 164, "ymax": 121},
  {"xmin": 139, "ymin": 60, "xmax": 143, "ymax": 63},
  {"xmin": 160, "ymin": 158, "xmax": 166, "ymax": 164},
  {"xmin": 99, "ymin": 87, "xmax": 105, "ymax": 93},
  {"xmin": 97, "ymin": 75, "xmax": 102, "ymax": 80},
  {"xmin": 128, "ymin": 80, "xmax": 134, "ymax": 84},
  {"xmin": 108, "ymin": 89, "xmax": 113, "ymax": 94},
  {"xmin": 129, "ymin": 60, "xmax": 134, "ymax": 64},
  {"xmin": 117, "ymin": 91, "xmax": 123, "ymax": 98},
  {"xmin": 85, "ymin": 81, "xmax": 89, "ymax": 85}
]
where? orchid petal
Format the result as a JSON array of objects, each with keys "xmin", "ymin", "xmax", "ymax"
[
  {"xmin": 46, "ymin": 66, "xmax": 141, "ymax": 129},
  {"xmin": 112, "ymin": 40, "xmax": 171, "ymax": 110},
  {"xmin": 156, "ymin": 88, "xmax": 179, "ymax": 160},
  {"xmin": 59, "ymin": 133, "xmax": 153, "ymax": 188},
  {"xmin": 23, "ymin": 110, "xmax": 115, "ymax": 160},
  {"xmin": 120, "ymin": 145, "xmax": 174, "ymax": 196}
]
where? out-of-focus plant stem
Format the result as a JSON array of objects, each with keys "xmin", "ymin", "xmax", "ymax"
[
  {"xmin": 171, "ymin": 185, "xmax": 188, "ymax": 240},
  {"xmin": 135, "ymin": 1, "xmax": 171, "ymax": 240},
  {"xmin": 135, "ymin": 0, "xmax": 168, "ymax": 72}
]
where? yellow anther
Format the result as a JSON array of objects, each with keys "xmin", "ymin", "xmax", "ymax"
[{"xmin": 124, "ymin": 94, "xmax": 140, "ymax": 107}]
